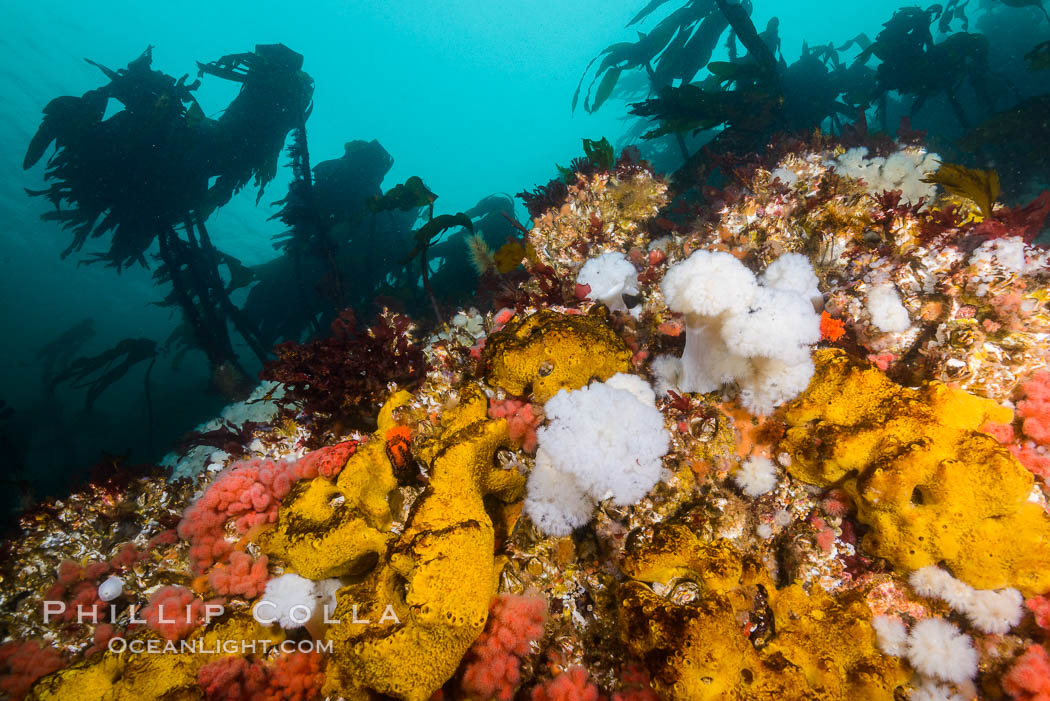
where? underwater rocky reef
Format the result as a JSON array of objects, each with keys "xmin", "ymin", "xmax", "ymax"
[
  {"xmin": 4, "ymin": 0, "xmax": 1050, "ymax": 699},
  {"xmin": 2, "ymin": 132, "xmax": 1050, "ymax": 700}
]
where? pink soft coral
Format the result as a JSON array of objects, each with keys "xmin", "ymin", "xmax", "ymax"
[
  {"xmin": 493, "ymin": 308, "xmax": 516, "ymax": 329},
  {"xmin": 866, "ymin": 353, "xmax": 896, "ymax": 371},
  {"xmin": 109, "ymin": 542, "xmax": 144, "ymax": 570},
  {"xmin": 1004, "ymin": 645, "xmax": 1050, "ymax": 701},
  {"xmin": 981, "ymin": 421, "xmax": 1016, "ymax": 445},
  {"xmin": 0, "ymin": 641, "xmax": 65, "ymax": 700},
  {"xmin": 488, "ymin": 399, "xmax": 544, "ymax": 454},
  {"xmin": 470, "ymin": 308, "xmax": 516, "ymax": 359},
  {"xmin": 982, "ymin": 372, "xmax": 1050, "ymax": 480},
  {"xmin": 45, "ymin": 559, "xmax": 111, "ymax": 624},
  {"xmin": 1010, "ymin": 371, "xmax": 1050, "ymax": 479},
  {"xmin": 197, "ymin": 656, "xmax": 268, "ymax": 700},
  {"xmin": 56, "ymin": 560, "xmax": 83, "ymax": 586},
  {"xmin": 530, "ymin": 666, "xmax": 599, "ymax": 701},
  {"xmin": 147, "ymin": 529, "xmax": 178, "ymax": 550},
  {"xmin": 611, "ymin": 662, "xmax": 659, "ymax": 701},
  {"xmin": 208, "ymin": 551, "xmax": 270, "ymax": 599},
  {"xmin": 264, "ymin": 651, "xmax": 325, "ymax": 701},
  {"xmin": 815, "ymin": 526, "xmax": 836, "ymax": 553},
  {"xmin": 1018, "ymin": 371, "xmax": 1050, "ymax": 445},
  {"xmin": 195, "ymin": 651, "xmax": 324, "ymax": 701},
  {"xmin": 178, "ymin": 457, "xmax": 297, "ymax": 573},
  {"xmin": 1027, "ymin": 596, "xmax": 1050, "ymax": 630},
  {"xmin": 1012, "ymin": 445, "xmax": 1050, "ymax": 480},
  {"xmin": 293, "ymin": 440, "xmax": 358, "ymax": 480},
  {"xmin": 86, "ymin": 623, "xmax": 116, "ymax": 657},
  {"xmin": 65, "ymin": 580, "xmax": 107, "ymax": 623},
  {"xmin": 142, "ymin": 585, "xmax": 213, "ymax": 641},
  {"xmin": 462, "ymin": 594, "xmax": 548, "ymax": 700}
]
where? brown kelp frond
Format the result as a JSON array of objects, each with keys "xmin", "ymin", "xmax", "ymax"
[{"xmin": 921, "ymin": 162, "xmax": 1000, "ymax": 219}]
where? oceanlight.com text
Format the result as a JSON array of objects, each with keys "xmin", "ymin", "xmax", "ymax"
[{"xmin": 106, "ymin": 638, "xmax": 333, "ymax": 655}]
